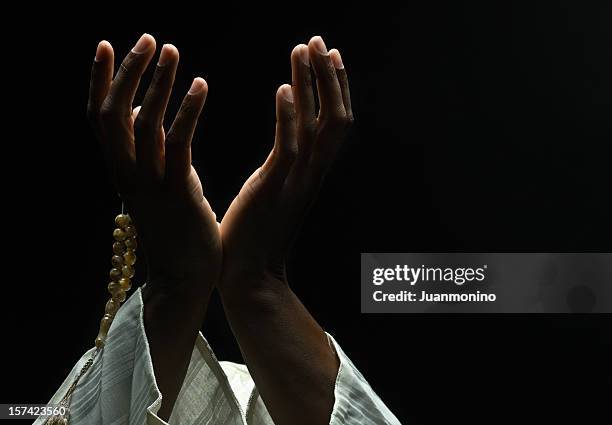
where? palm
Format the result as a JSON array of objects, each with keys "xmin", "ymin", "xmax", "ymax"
[
  {"xmin": 88, "ymin": 37, "xmax": 221, "ymax": 286},
  {"xmin": 128, "ymin": 164, "xmax": 220, "ymax": 283},
  {"xmin": 220, "ymin": 169, "xmax": 288, "ymax": 280},
  {"xmin": 218, "ymin": 38, "xmax": 353, "ymax": 294}
]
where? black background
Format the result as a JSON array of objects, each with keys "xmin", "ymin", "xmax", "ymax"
[{"xmin": 2, "ymin": 4, "xmax": 612, "ymax": 424}]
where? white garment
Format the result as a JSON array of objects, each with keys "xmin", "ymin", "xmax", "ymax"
[{"xmin": 35, "ymin": 288, "xmax": 400, "ymax": 424}]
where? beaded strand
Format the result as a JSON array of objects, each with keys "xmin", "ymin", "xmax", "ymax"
[
  {"xmin": 44, "ymin": 213, "xmax": 137, "ymax": 425},
  {"xmin": 96, "ymin": 214, "xmax": 137, "ymax": 348}
]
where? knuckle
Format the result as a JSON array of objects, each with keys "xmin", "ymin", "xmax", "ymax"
[
  {"xmin": 323, "ymin": 59, "xmax": 337, "ymax": 80},
  {"xmin": 115, "ymin": 53, "xmax": 139, "ymax": 81},
  {"xmin": 177, "ymin": 98, "xmax": 196, "ymax": 120},
  {"xmin": 98, "ymin": 101, "xmax": 115, "ymax": 121},
  {"xmin": 150, "ymin": 68, "xmax": 163, "ymax": 85},
  {"xmin": 119, "ymin": 54, "xmax": 136, "ymax": 74},
  {"xmin": 334, "ymin": 113, "xmax": 349, "ymax": 126},
  {"xmin": 281, "ymin": 107, "xmax": 297, "ymax": 123},
  {"xmin": 345, "ymin": 113, "xmax": 355, "ymax": 127},
  {"xmin": 177, "ymin": 108, "xmax": 198, "ymax": 127},
  {"xmin": 337, "ymin": 68, "xmax": 348, "ymax": 81},
  {"xmin": 183, "ymin": 98, "xmax": 198, "ymax": 115},
  {"xmin": 300, "ymin": 120, "xmax": 317, "ymax": 137},
  {"xmin": 332, "ymin": 106, "xmax": 348, "ymax": 122},
  {"xmin": 133, "ymin": 115, "xmax": 155, "ymax": 135},
  {"xmin": 321, "ymin": 108, "xmax": 348, "ymax": 128},
  {"xmin": 297, "ymin": 70, "xmax": 313, "ymax": 89},
  {"xmin": 147, "ymin": 70, "xmax": 165, "ymax": 93}
]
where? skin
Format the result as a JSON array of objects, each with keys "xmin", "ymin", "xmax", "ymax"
[
  {"xmin": 219, "ymin": 37, "xmax": 353, "ymax": 425},
  {"xmin": 88, "ymin": 33, "xmax": 353, "ymax": 425}
]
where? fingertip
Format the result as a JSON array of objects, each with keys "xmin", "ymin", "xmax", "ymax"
[
  {"xmin": 95, "ymin": 40, "xmax": 113, "ymax": 62},
  {"xmin": 132, "ymin": 105, "xmax": 142, "ymax": 118},
  {"xmin": 277, "ymin": 84, "xmax": 294, "ymax": 103},
  {"xmin": 308, "ymin": 35, "xmax": 328, "ymax": 56},
  {"xmin": 158, "ymin": 43, "xmax": 179, "ymax": 66},
  {"xmin": 132, "ymin": 33, "xmax": 156, "ymax": 54},
  {"xmin": 188, "ymin": 77, "xmax": 208, "ymax": 95},
  {"xmin": 329, "ymin": 49, "xmax": 344, "ymax": 69},
  {"xmin": 291, "ymin": 44, "xmax": 310, "ymax": 67}
]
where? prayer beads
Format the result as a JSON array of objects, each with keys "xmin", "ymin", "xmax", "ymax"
[{"xmin": 95, "ymin": 214, "xmax": 137, "ymax": 349}]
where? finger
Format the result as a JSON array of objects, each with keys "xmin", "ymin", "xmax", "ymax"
[
  {"xmin": 87, "ymin": 41, "xmax": 114, "ymax": 129},
  {"xmin": 134, "ymin": 44, "xmax": 179, "ymax": 178},
  {"xmin": 165, "ymin": 78, "xmax": 208, "ymax": 183},
  {"xmin": 307, "ymin": 36, "xmax": 345, "ymax": 122},
  {"xmin": 258, "ymin": 84, "xmax": 298, "ymax": 195},
  {"xmin": 133, "ymin": 106, "xmax": 166, "ymax": 139},
  {"xmin": 102, "ymin": 33, "xmax": 156, "ymax": 120},
  {"xmin": 132, "ymin": 105, "xmax": 142, "ymax": 120},
  {"xmin": 290, "ymin": 44, "xmax": 316, "ymax": 156},
  {"xmin": 329, "ymin": 49, "xmax": 354, "ymax": 123}
]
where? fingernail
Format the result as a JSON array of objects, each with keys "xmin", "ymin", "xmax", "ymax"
[
  {"xmin": 330, "ymin": 49, "xmax": 344, "ymax": 69},
  {"xmin": 279, "ymin": 85, "xmax": 294, "ymax": 103},
  {"xmin": 158, "ymin": 44, "xmax": 176, "ymax": 66},
  {"xmin": 311, "ymin": 36, "xmax": 328, "ymax": 55},
  {"xmin": 188, "ymin": 77, "xmax": 206, "ymax": 94},
  {"xmin": 298, "ymin": 45, "xmax": 310, "ymax": 66},
  {"xmin": 132, "ymin": 33, "xmax": 154, "ymax": 54}
]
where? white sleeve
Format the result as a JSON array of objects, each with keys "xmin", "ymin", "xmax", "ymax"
[
  {"xmin": 34, "ymin": 288, "xmax": 243, "ymax": 425},
  {"xmin": 327, "ymin": 334, "xmax": 402, "ymax": 425},
  {"xmin": 34, "ymin": 288, "xmax": 166, "ymax": 425},
  {"xmin": 36, "ymin": 288, "xmax": 400, "ymax": 425}
]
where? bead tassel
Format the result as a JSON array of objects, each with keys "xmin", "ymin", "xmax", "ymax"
[
  {"xmin": 45, "ymin": 213, "xmax": 137, "ymax": 425},
  {"xmin": 95, "ymin": 214, "xmax": 137, "ymax": 349}
]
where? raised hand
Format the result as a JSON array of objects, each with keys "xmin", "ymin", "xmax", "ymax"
[
  {"xmin": 87, "ymin": 34, "xmax": 221, "ymax": 420},
  {"xmin": 88, "ymin": 34, "xmax": 221, "ymax": 288},
  {"xmin": 219, "ymin": 35, "xmax": 353, "ymax": 294},
  {"xmin": 218, "ymin": 36, "xmax": 353, "ymax": 425}
]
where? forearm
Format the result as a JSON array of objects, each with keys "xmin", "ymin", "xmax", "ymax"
[
  {"xmin": 220, "ymin": 279, "xmax": 339, "ymax": 425},
  {"xmin": 141, "ymin": 280, "xmax": 213, "ymax": 421}
]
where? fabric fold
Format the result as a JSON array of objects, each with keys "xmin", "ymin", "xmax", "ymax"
[{"xmin": 37, "ymin": 288, "xmax": 400, "ymax": 425}]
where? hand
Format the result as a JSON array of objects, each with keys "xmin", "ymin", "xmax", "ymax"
[
  {"xmin": 217, "ymin": 36, "xmax": 353, "ymax": 425},
  {"xmin": 87, "ymin": 33, "xmax": 221, "ymax": 420},
  {"xmin": 87, "ymin": 34, "xmax": 221, "ymax": 292},
  {"xmin": 219, "ymin": 35, "xmax": 353, "ymax": 297}
]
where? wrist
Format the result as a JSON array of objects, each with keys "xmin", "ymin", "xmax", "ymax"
[
  {"xmin": 142, "ymin": 275, "xmax": 214, "ymax": 342},
  {"xmin": 219, "ymin": 272, "xmax": 291, "ymax": 315},
  {"xmin": 143, "ymin": 272, "xmax": 215, "ymax": 313}
]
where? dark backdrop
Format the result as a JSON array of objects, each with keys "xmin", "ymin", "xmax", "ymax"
[{"xmin": 2, "ymin": 4, "xmax": 612, "ymax": 424}]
